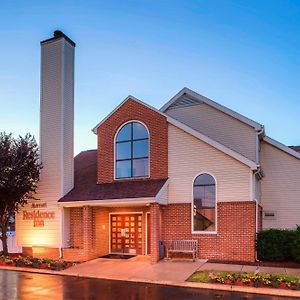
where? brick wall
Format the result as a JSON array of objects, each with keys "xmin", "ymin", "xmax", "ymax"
[
  {"xmin": 25, "ymin": 201, "xmax": 257, "ymax": 263},
  {"xmin": 150, "ymin": 203, "xmax": 162, "ymax": 263},
  {"xmin": 161, "ymin": 201, "xmax": 257, "ymax": 262},
  {"xmin": 97, "ymin": 98, "xmax": 168, "ymax": 183},
  {"xmin": 69, "ymin": 207, "xmax": 83, "ymax": 248}
]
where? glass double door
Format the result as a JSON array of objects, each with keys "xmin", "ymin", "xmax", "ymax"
[{"xmin": 110, "ymin": 214, "xmax": 143, "ymax": 255}]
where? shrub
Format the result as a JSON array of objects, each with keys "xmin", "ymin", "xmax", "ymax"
[
  {"xmin": 291, "ymin": 226, "xmax": 300, "ymax": 263},
  {"xmin": 257, "ymin": 229, "xmax": 296, "ymax": 261}
]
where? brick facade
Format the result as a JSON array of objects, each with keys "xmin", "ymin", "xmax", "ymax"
[
  {"xmin": 97, "ymin": 98, "xmax": 168, "ymax": 183},
  {"xmin": 150, "ymin": 203, "xmax": 162, "ymax": 263},
  {"xmin": 62, "ymin": 201, "xmax": 257, "ymax": 263},
  {"xmin": 161, "ymin": 201, "xmax": 257, "ymax": 262}
]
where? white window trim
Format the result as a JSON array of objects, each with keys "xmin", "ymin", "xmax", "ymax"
[
  {"xmin": 114, "ymin": 120, "xmax": 150, "ymax": 180},
  {"xmin": 191, "ymin": 172, "xmax": 218, "ymax": 235}
]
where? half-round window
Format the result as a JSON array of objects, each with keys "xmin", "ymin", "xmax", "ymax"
[
  {"xmin": 115, "ymin": 121, "xmax": 149, "ymax": 179},
  {"xmin": 193, "ymin": 173, "xmax": 216, "ymax": 232}
]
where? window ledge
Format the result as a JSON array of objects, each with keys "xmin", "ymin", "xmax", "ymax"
[{"xmin": 192, "ymin": 231, "xmax": 217, "ymax": 235}]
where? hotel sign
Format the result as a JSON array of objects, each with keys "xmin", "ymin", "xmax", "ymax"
[{"xmin": 22, "ymin": 203, "xmax": 55, "ymax": 227}]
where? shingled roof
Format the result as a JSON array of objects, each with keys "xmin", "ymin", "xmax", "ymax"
[{"xmin": 59, "ymin": 150, "xmax": 167, "ymax": 202}]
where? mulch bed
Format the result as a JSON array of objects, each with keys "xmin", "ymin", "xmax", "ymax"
[
  {"xmin": 0, "ymin": 254, "xmax": 76, "ymax": 271},
  {"xmin": 208, "ymin": 259, "xmax": 300, "ymax": 269}
]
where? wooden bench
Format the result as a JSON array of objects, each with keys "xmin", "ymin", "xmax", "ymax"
[{"xmin": 167, "ymin": 240, "xmax": 198, "ymax": 261}]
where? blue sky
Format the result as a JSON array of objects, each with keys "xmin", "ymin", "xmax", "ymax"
[{"xmin": 1, "ymin": 0, "xmax": 300, "ymax": 154}]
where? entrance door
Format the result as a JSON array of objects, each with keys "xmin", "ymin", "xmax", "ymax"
[{"xmin": 110, "ymin": 214, "xmax": 143, "ymax": 255}]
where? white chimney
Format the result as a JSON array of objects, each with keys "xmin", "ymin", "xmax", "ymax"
[{"xmin": 40, "ymin": 30, "xmax": 75, "ymax": 198}]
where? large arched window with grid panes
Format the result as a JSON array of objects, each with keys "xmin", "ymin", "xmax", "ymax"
[
  {"xmin": 193, "ymin": 173, "xmax": 216, "ymax": 232},
  {"xmin": 115, "ymin": 121, "xmax": 149, "ymax": 179}
]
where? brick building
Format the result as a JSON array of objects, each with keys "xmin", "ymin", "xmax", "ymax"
[{"xmin": 16, "ymin": 31, "xmax": 300, "ymax": 263}]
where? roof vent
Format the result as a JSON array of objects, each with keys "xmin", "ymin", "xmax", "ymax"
[{"xmin": 168, "ymin": 94, "xmax": 203, "ymax": 110}]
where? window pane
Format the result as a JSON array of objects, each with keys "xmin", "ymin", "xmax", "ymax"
[
  {"xmin": 194, "ymin": 186, "xmax": 215, "ymax": 208},
  {"xmin": 193, "ymin": 208, "xmax": 215, "ymax": 231},
  {"xmin": 133, "ymin": 122, "xmax": 148, "ymax": 140},
  {"xmin": 194, "ymin": 173, "xmax": 215, "ymax": 186},
  {"xmin": 116, "ymin": 123, "xmax": 131, "ymax": 142},
  {"xmin": 133, "ymin": 140, "xmax": 148, "ymax": 158},
  {"xmin": 132, "ymin": 159, "xmax": 148, "ymax": 177},
  {"xmin": 116, "ymin": 160, "xmax": 131, "ymax": 178},
  {"xmin": 116, "ymin": 142, "xmax": 131, "ymax": 160}
]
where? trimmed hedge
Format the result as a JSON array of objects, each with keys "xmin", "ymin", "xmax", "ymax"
[
  {"xmin": 291, "ymin": 227, "xmax": 300, "ymax": 262},
  {"xmin": 257, "ymin": 227, "xmax": 300, "ymax": 262}
]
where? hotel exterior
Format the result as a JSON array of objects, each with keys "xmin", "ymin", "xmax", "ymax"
[{"xmin": 15, "ymin": 32, "xmax": 300, "ymax": 263}]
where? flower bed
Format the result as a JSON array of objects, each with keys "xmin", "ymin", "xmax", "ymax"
[
  {"xmin": 188, "ymin": 271, "xmax": 300, "ymax": 290},
  {"xmin": 0, "ymin": 255, "xmax": 75, "ymax": 271}
]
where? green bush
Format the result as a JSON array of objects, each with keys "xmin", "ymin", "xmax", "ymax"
[
  {"xmin": 257, "ymin": 229, "xmax": 296, "ymax": 261},
  {"xmin": 291, "ymin": 226, "xmax": 300, "ymax": 262}
]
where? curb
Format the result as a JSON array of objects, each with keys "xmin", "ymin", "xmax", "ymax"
[{"xmin": 0, "ymin": 266, "xmax": 300, "ymax": 298}]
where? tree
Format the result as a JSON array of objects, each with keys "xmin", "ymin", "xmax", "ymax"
[{"xmin": 0, "ymin": 132, "xmax": 41, "ymax": 255}]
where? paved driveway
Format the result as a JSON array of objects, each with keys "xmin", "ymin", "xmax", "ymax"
[{"xmin": 0, "ymin": 270, "xmax": 295, "ymax": 300}]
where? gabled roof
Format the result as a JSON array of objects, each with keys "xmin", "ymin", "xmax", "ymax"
[
  {"xmin": 91, "ymin": 95, "xmax": 166, "ymax": 134},
  {"xmin": 160, "ymin": 87, "xmax": 263, "ymax": 131},
  {"xmin": 59, "ymin": 150, "xmax": 168, "ymax": 202},
  {"xmin": 91, "ymin": 94, "xmax": 258, "ymax": 170},
  {"xmin": 264, "ymin": 137, "xmax": 300, "ymax": 160}
]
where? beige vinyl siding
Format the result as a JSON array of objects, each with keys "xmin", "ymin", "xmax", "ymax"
[
  {"xmin": 157, "ymin": 184, "xmax": 168, "ymax": 204},
  {"xmin": 40, "ymin": 39, "xmax": 74, "ymax": 198},
  {"xmin": 16, "ymin": 200, "xmax": 62, "ymax": 247},
  {"xmin": 16, "ymin": 38, "xmax": 74, "ymax": 248},
  {"xmin": 261, "ymin": 141, "xmax": 300, "ymax": 229},
  {"xmin": 166, "ymin": 103, "xmax": 257, "ymax": 162},
  {"xmin": 168, "ymin": 124, "xmax": 251, "ymax": 204}
]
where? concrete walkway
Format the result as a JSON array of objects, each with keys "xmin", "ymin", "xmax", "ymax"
[{"xmin": 61, "ymin": 256, "xmax": 206, "ymax": 282}]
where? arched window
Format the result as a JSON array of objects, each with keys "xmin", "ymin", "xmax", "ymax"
[
  {"xmin": 115, "ymin": 121, "xmax": 149, "ymax": 179},
  {"xmin": 193, "ymin": 173, "xmax": 216, "ymax": 232}
]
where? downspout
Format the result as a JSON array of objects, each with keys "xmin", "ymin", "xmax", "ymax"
[
  {"xmin": 254, "ymin": 199, "xmax": 259, "ymax": 262},
  {"xmin": 59, "ymin": 206, "xmax": 64, "ymax": 259},
  {"xmin": 254, "ymin": 126, "xmax": 264, "ymax": 262}
]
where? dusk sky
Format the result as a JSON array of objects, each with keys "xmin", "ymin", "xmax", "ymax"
[{"xmin": 1, "ymin": 0, "xmax": 299, "ymax": 154}]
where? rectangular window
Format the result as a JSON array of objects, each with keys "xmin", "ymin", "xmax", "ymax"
[
  {"xmin": 133, "ymin": 140, "xmax": 148, "ymax": 158},
  {"xmin": 132, "ymin": 158, "xmax": 148, "ymax": 177},
  {"xmin": 116, "ymin": 160, "xmax": 131, "ymax": 179},
  {"xmin": 116, "ymin": 142, "xmax": 131, "ymax": 160}
]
